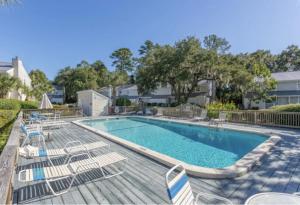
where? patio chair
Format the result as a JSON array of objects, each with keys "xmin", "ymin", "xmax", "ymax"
[
  {"xmin": 20, "ymin": 122, "xmax": 45, "ymax": 147},
  {"xmin": 193, "ymin": 110, "xmax": 207, "ymax": 121},
  {"xmin": 18, "ymin": 140, "xmax": 110, "ymax": 166},
  {"xmin": 210, "ymin": 112, "xmax": 227, "ymax": 126},
  {"xmin": 165, "ymin": 164, "xmax": 233, "ymax": 205},
  {"xmin": 18, "ymin": 152, "xmax": 128, "ymax": 196}
]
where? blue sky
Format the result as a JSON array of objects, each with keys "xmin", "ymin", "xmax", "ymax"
[{"xmin": 1, "ymin": 0, "xmax": 300, "ymax": 80}]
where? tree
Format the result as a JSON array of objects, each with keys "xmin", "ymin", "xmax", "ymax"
[
  {"xmin": 29, "ymin": 69, "xmax": 53, "ymax": 100},
  {"xmin": 276, "ymin": 45, "xmax": 300, "ymax": 71},
  {"xmin": 91, "ymin": 60, "xmax": 110, "ymax": 87},
  {"xmin": 54, "ymin": 66, "xmax": 99, "ymax": 103},
  {"xmin": 137, "ymin": 36, "xmax": 213, "ymax": 104},
  {"xmin": 110, "ymin": 48, "xmax": 134, "ymax": 73},
  {"xmin": 0, "ymin": 73, "xmax": 21, "ymax": 98},
  {"xmin": 54, "ymin": 60, "xmax": 111, "ymax": 103},
  {"xmin": 108, "ymin": 70, "xmax": 129, "ymax": 106},
  {"xmin": 138, "ymin": 40, "xmax": 155, "ymax": 55},
  {"xmin": 203, "ymin": 34, "xmax": 231, "ymax": 54},
  {"xmin": 249, "ymin": 50, "xmax": 277, "ymax": 72}
]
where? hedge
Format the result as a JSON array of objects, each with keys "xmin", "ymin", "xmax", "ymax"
[
  {"xmin": 0, "ymin": 99, "xmax": 38, "ymax": 110},
  {"xmin": 270, "ymin": 104, "xmax": 300, "ymax": 112},
  {"xmin": 206, "ymin": 102, "xmax": 237, "ymax": 118},
  {"xmin": 20, "ymin": 101, "xmax": 39, "ymax": 109},
  {"xmin": 0, "ymin": 109, "xmax": 19, "ymax": 152},
  {"xmin": 0, "ymin": 99, "xmax": 38, "ymax": 152},
  {"xmin": 0, "ymin": 99, "xmax": 21, "ymax": 110}
]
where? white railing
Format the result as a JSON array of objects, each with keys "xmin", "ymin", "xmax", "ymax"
[
  {"xmin": 226, "ymin": 110, "xmax": 300, "ymax": 128},
  {"xmin": 161, "ymin": 106, "xmax": 300, "ymax": 128}
]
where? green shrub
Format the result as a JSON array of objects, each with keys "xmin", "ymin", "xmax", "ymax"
[
  {"xmin": 0, "ymin": 99, "xmax": 39, "ymax": 110},
  {"xmin": 0, "ymin": 99, "xmax": 21, "ymax": 110},
  {"xmin": 20, "ymin": 101, "xmax": 39, "ymax": 109},
  {"xmin": 270, "ymin": 104, "xmax": 300, "ymax": 112},
  {"xmin": 0, "ymin": 109, "xmax": 19, "ymax": 152},
  {"xmin": 116, "ymin": 97, "xmax": 131, "ymax": 106},
  {"xmin": 206, "ymin": 102, "xmax": 237, "ymax": 118}
]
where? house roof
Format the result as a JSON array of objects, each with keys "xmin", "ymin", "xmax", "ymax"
[
  {"xmin": 0, "ymin": 61, "xmax": 13, "ymax": 72},
  {"xmin": 77, "ymin": 89, "xmax": 110, "ymax": 99},
  {"xmin": 271, "ymin": 71, "xmax": 300, "ymax": 81}
]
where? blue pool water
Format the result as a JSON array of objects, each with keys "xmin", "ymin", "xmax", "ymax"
[{"xmin": 82, "ymin": 117, "xmax": 268, "ymax": 168}]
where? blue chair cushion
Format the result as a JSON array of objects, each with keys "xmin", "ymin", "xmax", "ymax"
[
  {"xmin": 167, "ymin": 174, "xmax": 189, "ymax": 200},
  {"xmin": 32, "ymin": 168, "xmax": 45, "ymax": 180}
]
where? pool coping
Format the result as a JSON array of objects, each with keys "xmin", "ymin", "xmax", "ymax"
[{"xmin": 73, "ymin": 116, "xmax": 281, "ymax": 179}]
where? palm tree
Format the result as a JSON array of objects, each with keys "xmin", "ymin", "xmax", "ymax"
[{"xmin": 0, "ymin": 74, "xmax": 21, "ymax": 98}]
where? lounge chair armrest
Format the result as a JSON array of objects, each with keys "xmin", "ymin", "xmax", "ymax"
[
  {"xmin": 195, "ymin": 192, "xmax": 233, "ymax": 205},
  {"xmin": 165, "ymin": 164, "xmax": 185, "ymax": 184},
  {"xmin": 64, "ymin": 141, "xmax": 83, "ymax": 151}
]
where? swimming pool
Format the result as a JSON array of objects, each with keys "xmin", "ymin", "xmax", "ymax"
[{"xmin": 78, "ymin": 117, "xmax": 271, "ymax": 170}]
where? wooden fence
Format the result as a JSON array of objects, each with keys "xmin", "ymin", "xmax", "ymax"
[
  {"xmin": 161, "ymin": 106, "xmax": 300, "ymax": 128},
  {"xmin": 22, "ymin": 107, "xmax": 83, "ymax": 120}
]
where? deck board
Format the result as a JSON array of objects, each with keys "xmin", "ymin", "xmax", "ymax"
[{"xmin": 13, "ymin": 119, "xmax": 300, "ymax": 204}]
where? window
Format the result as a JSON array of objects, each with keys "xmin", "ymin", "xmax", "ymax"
[
  {"xmin": 277, "ymin": 97, "xmax": 289, "ymax": 105},
  {"xmin": 290, "ymin": 96, "xmax": 299, "ymax": 104}
]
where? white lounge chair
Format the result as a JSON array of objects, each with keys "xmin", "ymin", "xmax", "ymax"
[
  {"xmin": 18, "ymin": 140, "xmax": 110, "ymax": 166},
  {"xmin": 165, "ymin": 164, "xmax": 233, "ymax": 205},
  {"xmin": 193, "ymin": 110, "xmax": 207, "ymax": 121},
  {"xmin": 19, "ymin": 152, "xmax": 128, "ymax": 196},
  {"xmin": 39, "ymin": 119, "xmax": 69, "ymax": 129},
  {"xmin": 210, "ymin": 112, "xmax": 227, "ymax": 126}
]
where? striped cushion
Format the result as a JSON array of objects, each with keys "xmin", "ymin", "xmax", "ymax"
[
  {"xmin": 167, "ymin": 174, "xmax": 189, "ymax": 199},
  {"xmin": 167, "ymin": 171, "xmax": 194, "ymax": 205},
  {"xmin": 32, "ymin": 168, "xmax": 45, "ymax": 180},
  {"xmin": 39, "ymin": 149, "xmax": 47, "ymax": 157}
]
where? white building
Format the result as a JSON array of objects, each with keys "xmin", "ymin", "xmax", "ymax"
[
  {"xmin": 0, "ymin": 57, "xmax": 31, "ymax": 101},
  {"xmin": 243, "ymin": 71, "xmax": 300, "ymax": 109},
  {"xmin": 47, "ymin": 85, "xmax": 65, "ymax": 104},
  {"xmin": 77, "ymin": 90, "xmax": 109, "ymax": 116},
  {"xmin": 99, "ymin": 80, "xmax": 214, "ymax": 106}
]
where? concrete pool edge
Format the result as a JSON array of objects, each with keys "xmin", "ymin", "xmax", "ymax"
[{"xmin": 72, "ymin": 116, "xmax": 281, "ymax": 179}]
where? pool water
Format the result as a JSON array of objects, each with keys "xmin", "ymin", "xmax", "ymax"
[{"xmin": 82, "ymin": 117, "xmax": 268, "ymax": 168}]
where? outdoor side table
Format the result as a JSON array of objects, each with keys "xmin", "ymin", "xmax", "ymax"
[{"xmin": 245, "ymin": 192, "xmax": 300, "ymax": 205}]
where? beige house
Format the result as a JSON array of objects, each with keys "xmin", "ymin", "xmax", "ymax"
[
  {"xmin": 243, "ymin": 71, "xmax": 300, "ymax": 109},
  {"xmin": 99, "ymin": 80, "xmax": 214, "ymax": 106},
  {"xmin": 0, "ymin": 57, "xmax": 31, "ymax": 101}
]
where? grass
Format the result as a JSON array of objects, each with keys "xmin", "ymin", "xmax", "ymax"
[{"xmin": 0, "ymin": 109, "xmax": 18, "ymax": 152}]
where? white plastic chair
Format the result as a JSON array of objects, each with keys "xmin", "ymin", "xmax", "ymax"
[{"xmin": 165, "ymin": 164, "xmax": 233, "ymax": 205}]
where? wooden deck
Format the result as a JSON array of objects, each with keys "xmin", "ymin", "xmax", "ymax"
[{"xmin": 13, "ymin": 119, "xmax": 300, "ymax": 204}]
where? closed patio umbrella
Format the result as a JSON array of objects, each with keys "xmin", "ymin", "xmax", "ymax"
[{"xmin": 39, "ymin": 93, "xmax": 53, "ymax": 109}]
